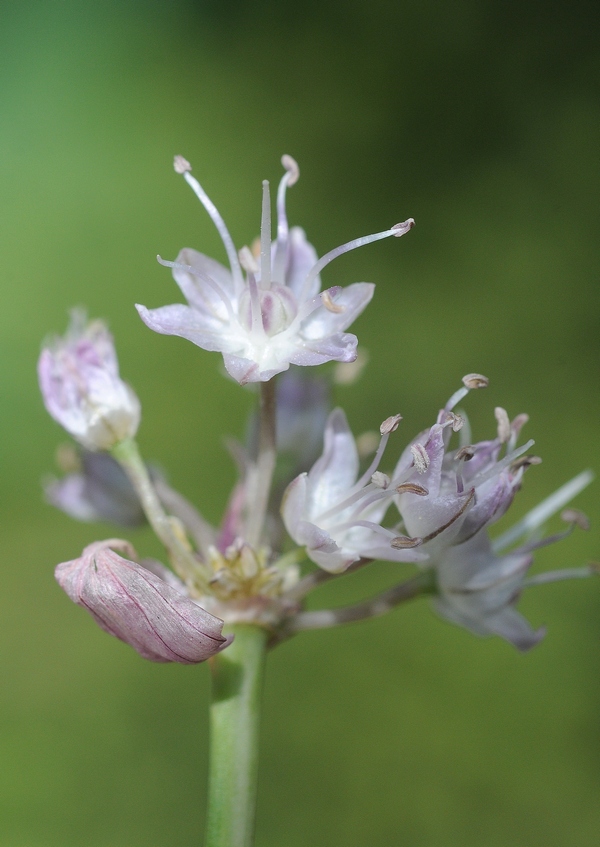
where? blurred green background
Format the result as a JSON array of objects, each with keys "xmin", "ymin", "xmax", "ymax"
[{"xmin": 2, "ymin": 1, "xmax": 600, "ymax": 844}]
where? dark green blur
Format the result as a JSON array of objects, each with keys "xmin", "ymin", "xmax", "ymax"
[{"xmin": 1, "ymin": 1, "xmax": 599, "ymax": 844}]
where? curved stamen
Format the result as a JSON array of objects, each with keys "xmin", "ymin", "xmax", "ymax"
[
  {"xmin": 327, "ymin": 519, "xmax": 398, "ymax": 539},
  {"xmin": 260, "ymin": 180, "xmax": 272, "ymax": 290},
  {"xmin": 156, "ymin": 255, "xmax": 240, "ymax": 328},
  {"xmin": 299, "ymin": 219, "xmax": 415, "ymax": 301},
  {"xmin": 444, "ymin": 373, "xmax": 489, "ymax": 414},
  {"xmin": 469, "ymin": 439, "xmax": 535, "ymax": 488},
  {"xmin": 273, "ymin": 155, "xmax": 299, "ymax": 281},
  {"xmin": 492, "ymin": 469, "xmax": 594, "ymax": 553},
  {"xmin": 173, "ymin": 156, "xmax": 244, "ymax": 295}
]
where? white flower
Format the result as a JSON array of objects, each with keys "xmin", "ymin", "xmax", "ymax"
[{"xmin": 137, "ymin": 155, "xmax": 414, "ymax": 384}]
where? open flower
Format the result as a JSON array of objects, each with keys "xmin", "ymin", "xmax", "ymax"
[
  {"xmin": 282, "ymin": 374, "xmax": 594, "ymax": 649},
  {"xmin": 137, "ymin": 155, "xmax": 414, "ymax": 384},
  {"xmin": 38, "ymin": 311, "xmax": 140, "ymax": 451},
  {"xmin": 55, "ymin": 540, "xmax": 232, "ymax": 663},
  {"xmin": 281, "ymin": 407, "xmax": 425, "ymax": 572}
]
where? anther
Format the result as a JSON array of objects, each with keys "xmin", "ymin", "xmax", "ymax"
[
  {"xmin": 410, "ymin": 443, "xmax": 430, "ymax": 473},
  {"xmin": 510, "ymin": 455, "xmax": 542, "ymax": 471},
  {"xmin": 462, "ymin": 373, "xmax": 489, "ymax": 389},
  {"xmin": 396, "ymin": 482, "xmax": 429, "ymax": 496},
  {"xmin": 445, "ymin": 412, "xmax": 464, "ymax": 432},
  {"xmin": 456, "ymin": 446, "xmax": 475, "ymax": 462},
  {"xmin": 561, "ymin": 509, "xmax": 590, "ymax": 531},
  {"xmin": 391, "ymin": 535, "xmax": 423, "ymax": 549},
  {"xmin": 238, "ymin": 246, "xmax": 259, "ymax": 274},
  {"xmin": 380, "ymin": 414, "xmax": 403, "ymax": 435},
  {"xmin": 281, "ymin": 154, "xmax": 300, "ymax": 186},
  {"xmin": 174, "ymin": 155, "xmax": 192, "ymax": 174},
  {"xmin": 391, "ymin": 218, "xmax": 415, "ymax": 236},
  {"xmin": 321, "ymin": 290, "xmax": 345, "ymax": 313},
  {"xmin": 371, "ymin": 472, "xmax": 390, "ymax": 489},
  {"xmin": 495, "ymin": 407, "xmax": 511, "ymax": 443}
]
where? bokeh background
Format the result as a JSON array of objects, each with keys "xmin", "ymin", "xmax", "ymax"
[{"xmin": 2, "ymin": 1, "xmax": 600, "ymax": 844}]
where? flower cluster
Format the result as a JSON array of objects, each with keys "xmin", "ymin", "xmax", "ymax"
[{"xmin": 38, "ymin": 156, "xmax": 594, "ymax": 663}]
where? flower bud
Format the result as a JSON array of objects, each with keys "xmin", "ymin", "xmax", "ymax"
[
  {"xmin": 38, "ymin": 311, "xmax": 141, "ymax": 451},
  {"xmin": 55, "ymin": 540, "xmax": 231, "ymax": 663}
]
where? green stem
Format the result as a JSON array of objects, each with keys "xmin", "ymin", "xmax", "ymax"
[
  {"xmin": 245, "ymin": 380, "xmax": 277, "ymax": 549},
  {"xmin": 206, "ymin": 625, "xmax": 268, "ymax": 847},
  {"xmin": 111, "ymin": 438, "xmax": 208, "ymax": 591}
]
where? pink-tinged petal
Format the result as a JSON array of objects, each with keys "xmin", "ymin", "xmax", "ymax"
[
  {"xmin": 288, "ymin": 332, "xmax": 358, "ymax": 367},
  {"xmin": 281, "ymin": 473, "xmax": 308, "ymax": 540},
  {"xmin": 38, "ymin": 313, "xmax": 140, "ymax": 451},
  {"xmin": 136, "ymin": 303, "xmax": 234, "ymax": 352},
  {"xmin": 55, "ymin": 540, "xmax": 230, "ymax": 664},
  {"xmin": 283, "ymin": 228, "xmax": 321, "ymax": 299},
  {"xmin": 294, "ymin": 520, "xmax": 359, "ymax": 573},
  {"xmin": 172, "ymin": 248, "xmax": 236, "ymax": 309},
  {"xmin": 300, "ymin": 283, "xmax": 375, "ymax": 339},
  {"xmin": 306, "ymin": 408, "xmax": 359, "ymax": 517},
  {"xmin": 222, "ymin": 353, "xmax": 271, "ymax": 384}
]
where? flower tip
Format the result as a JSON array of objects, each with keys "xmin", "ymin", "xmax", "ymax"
[
  {"xmin": 380, "ymin": 414, "xmax": 402, "ymax": 435},
  {"xmin": 391, "ymin": 218, "xmax": 415, "ymax": 236},
  {"xmin": 462, "ymin": 373, "xmax": 489, "ymax": 389},
  {"xmin": 281, "ymin": 154, "xmax": 300, "ymax": 185},
  {"xmin": 561, "ymin": 508, "xmax": 590, "ymax": 531},
  {"xmin": 174, "ymin": 155, "xmax": 192, "ymax": 174},
  {"xmin": 391, "ymin": 534, "xmax": 423, "ymax": 549}
]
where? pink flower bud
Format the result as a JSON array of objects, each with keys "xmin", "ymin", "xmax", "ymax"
[
  {"xmin": 55, "ymin": 540, "xmax": 231, "ymax": 663},
  {"xmin": 38, "ymin": 311, "xmax": 141, "ymax": 451}
]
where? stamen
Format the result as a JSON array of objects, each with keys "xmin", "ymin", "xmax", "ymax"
[
  {"xmin": 492, "ymin": 469, "xmax": 594, "ymax": 553},
  {"xmin": 495, "ymin": 407, "xmax": 511, "ymax": 443},
  {"xmin": 273, "ymin": 155, "xmax": 299, "ymax": 281},
  {"xmin": 508, "ymin": 413, "xmax": 529, "ymax": 451},
  {"xmin": 462, "ymin": 373, "xmax": 489, "ymax": 389},
  {"xmin": 380, "ymin": 414, "xmax": 403, "ymax": 435},
  {"xmin": 156, "ymin": 255, "xmax": 239, "ymax": 326},
  {"xmin": 411, "ymin": 443, "xmax": 430, "ymax": 474},
  {"xmin": 510, "ymin": 455, "xmax": 542, "ymax": 472},
  {"xmin": 561, "ymin": 508, "xmax": 590, "ymax": 531},
  {"xmin": 455, "ymin": 446, "xmax": 475, "ymax": 462},
  {"xmin": 523, "ymin": 565, "xmax": 598, "ymax": 587},
  {"xmin": 396, "ymin": 482, "xmax": 429, "ymax": 496},
  {"xmin": 173, "ymin": 156, "xmax": 244, "ymax": 293},
  {"xmin": 391, "ymin": 534, "xmax": 423, "ymax": 549},
  {"xmin": 445, "ymin": 373, "xmax": 489, "ymax": 412},
  {"xmin": 260, "ymin": 180, "xmax": 272, "ymax": 289},
  {"xmin": 321, "ymin": 290, "xmax": 345, "ymax": 313},
  {"xmin": 371, "ymin": 471, "xmax": 390, "ymax": 489},
  {"xmin": 247, "ymin": 273, "xmax": 264, "ymax": 337},
  {"xmin": 238, "ymin": 246, "xmax": 259, "ymax": 275},
  {"xmin": 300, "ymin": 219, "xmax": 415, "ymax": 301},
  {"xmin": 469, "ymin": 439, "xmax": 535, "ymax": 488}
]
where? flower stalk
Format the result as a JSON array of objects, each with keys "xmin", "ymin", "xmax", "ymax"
[
  {"xmin": 111, "ymin": 437, "xmax": 209, "ymax": 591},
  {"xmin": 206, "ymin": 624, "xmax": 268, "ymax": 847}
]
